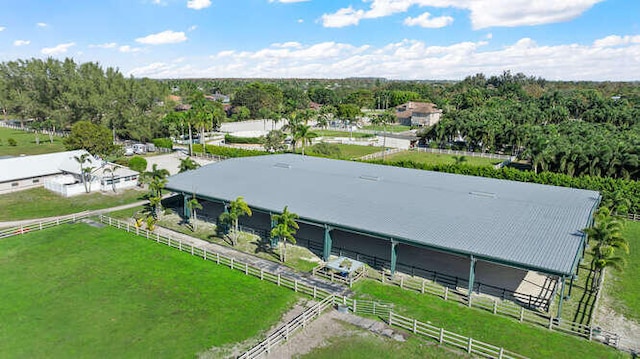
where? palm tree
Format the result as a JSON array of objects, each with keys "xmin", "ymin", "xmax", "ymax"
[
  {"xmin": 218, "ymin": 196, "xmax": 252, "ymax": 246},
  {"xmin": 178, "ymin": 157, "xmax": 200, "ymax": 173},
  {"xmin": 73, "ymin": 153, "xmax": 93, "ymax": 193},
  {"xmin": 452, "ymin": 155, "xmax": 468, "ymax": 165},
  {"xmin": 271, "ymin": 206, "xmax": 299, "ymax": 262},
  {"xmin": 102, "ymin": 165, "xmax": 119, "ymax": 192},
  {"xmin": 584, "ymin": 207, "xmax": 630, "ymax": 291},
  {"xmin": 294, "ymin": 124, "xmax": 318, "ymax": 156},
  {"xmin": 371, "ymin": 110, "xmax": 395, "ymax": 160},
  {"xmin": 186, "ymin": 195, "xmax": 203, "ymax": 231}
]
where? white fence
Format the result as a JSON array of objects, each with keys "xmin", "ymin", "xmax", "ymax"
[
  {"xmin": 0, "ymin": 121, "xmax": 69, "ymax": 137},
  {"xmin": 0, "ymin": 213, "xmax": 92, "ymax": 238},
  {"xmin": 414, "ymin": 147, "xmax": 515, "ymax": 160}
]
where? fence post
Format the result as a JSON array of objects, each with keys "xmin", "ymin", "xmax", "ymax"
[
  {"xmin": 216, "ymin": 253, "xmax": 220, "ymax": 264},
  {"xmin": 245, "ymin": 263, "xmax": 249, "ymax": 275},
  {"xmin": 519, "ymin": 307, "xmax": 524, "ymax": 322},
  {"xmin": 343, "ymin": 296, "xmax": 347, "ymax": 305},
  {"xmin": 493, "ymin": 300, "xmax": 498, "ymax": 314},
  {"xmin": 179, "ymin": 241, "xmax": 182, "ymax": 251},
  {"xmin": 421, "ymin": 279, "xmax": 425, "ymax": 294},
  {"xmin": 204, "ymin": 250, "xmax": 207, "ymax": 260},
  {"xmin": 439, "ymin": 328, "xmax": 444, "ymax": 343},
  {"xmin": 353, "ymin": 299, "xmax": 357, "ymax": 313},
  {"xmin": 20, "ymin": 225, "xmax": 23, "ymax": 234},
  {"xmin": 467, "ymin": 337, "xmax": 472, "ymax": 353},
  {"xmin": 373, "ymin": 302, "xmax": 376, "ymax": 316},
  {"xmin": 313, "ymin": 286, "xmax": 317, "ymax": 298},
  {"xmin": 39, "ymin": 222, "xmax": 42, "ymax": 231},
  {"xmin": 400, "ymin": 277, "xmax": 404, "ymax": 289},
  {"xmin": 444, "ymin": 286, "xmax": 448, "ymax": 301},
  {"xmin": 549, "ymin": 316, "xmax": 554, "ymax": 330},
  {"xmin": 589, "ymin": 327, "xmax": 593, "ymax": 341},
  {"xmin": 498, "ymin": 347, "xmax": 504, "ymax": 359},
  {"xmin": 156, "ymin": 233, "xmax": 160, "ymax": 243},
  {"xmin": 260, "ymin": 269, "xmax": 264, "ymax": 280},
  {"xmin": 230, "ymin": 258, "xmax": 234, "ymax": 269},
  {"xmin": 191, "ymin": 245, "xmax": 194, "ymax": 255},
  {"xmin": 127, "ymin": 223, "xmax": 129, "ymax": 232},
  {"xmin": 388, "ymin": 310, "xmax": 393, "ymax": 325},
  {"xmin": 413, "ymin": 319, "xmax": 417, "ymax": 333},
  {"xmin": 136, "ymin": 227, "xmax": 139, "ymax": 236},
  {"xmin": 294, "ymin": 280, "xmax": 298, "ymax": 292},
  {"xmin": 277, "ymin": 274, "xmax": 281, "ymax": 286}
]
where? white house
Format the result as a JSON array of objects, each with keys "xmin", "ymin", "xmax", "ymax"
[{"xmin": 0, "ymin": 150, "xmax": 139, "ymax": 196}]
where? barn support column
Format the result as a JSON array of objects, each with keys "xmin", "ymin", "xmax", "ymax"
[
  {"xmin": 183, "ymin": 193, "xmax": 191, "ymax": 220},
  {"xmin": 323, "ymin": 225, "xmax": 332, "ymax": 262},
  {"xmin": 467, "ymin": 256, "xmax": 476, "ymax": 306},
  {"xmin": 390, "ymin": 240, "xmax": 398, "ymax": 277},
  {"xmin": 270, "ymin": 212, "xmax": 278, "ymax": 247},
  {"xmin": 567, "ymin": 275, "xmax": 575, "ymax": 299},
  {"xmin": 557, "ymin": 276, "xmax": 566, "ymax": 319}
]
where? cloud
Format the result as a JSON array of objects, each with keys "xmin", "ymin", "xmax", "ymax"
[
  {"xmin": 188, "ymin": 25, "xmax": 198, "ymax": 31},
  {"xmin": 0, "ymin": 27, "xmax": 5, "ymax": 32},
  {"xmin": 187, "ymin": 0, "xmax": 211, "ymax": 10},
  {"xmin": 126, "ymin": 34, "xmax": 640, "ymax": 81},
  {"xmin": 135, "ymin": 30, "xmax": 187, "ymax": 45},
  {"xmin": 119, "ymin": 45, "xmax": 142, "ymax": 53},
  {"xmin": 297, "ymin": 19, "xmax": 304, "ymax": 23},
  {"xmin": 404, "ymin": 12, "xmax": 454, "ymax": 28},
  {"xmin": 593, "ymin": 35, "xmax": 640, "ymax": 48},
  {"xmin": 13, "ymin": 40, "xmax": 31, "ymax": 46},
  {"xmin": 37, "ymin": 22, "xmax": 48, "ymax": 28},
  {"xmin": 41, "ymin": 42, "xmax": 75, "ymax": 55},
  {"xmin": 90, "ymin": 42, "xmax": 117, "ymax": 49},
  {"xmin": 320, "ymin": 0, "xmax": 604, "ymax": 29}
]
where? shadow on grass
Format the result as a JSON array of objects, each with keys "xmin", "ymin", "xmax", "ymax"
[
  {"xmin": 253, "ymin": 238, "xmax": 280, "ymax": 262},
  {"xmin": 572, "ymin": 263, "xmax": 597, "ymax": 325}
]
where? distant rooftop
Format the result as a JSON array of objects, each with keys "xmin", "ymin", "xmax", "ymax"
[{"xmin": 166, "ymin": 154, "xmax": 600, "ymax": 276}]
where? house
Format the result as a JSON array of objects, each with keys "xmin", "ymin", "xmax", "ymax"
[
  {"xmin": 205, "ymin": 93, "xmax": 231, "ymax": 104},
  {"xmin": 0, "ymin": 150, "xmax": 138, "ymax": 196},
  {"xmin": 395, "ymin": 102, "xmax": 442, "ymax": 127}
]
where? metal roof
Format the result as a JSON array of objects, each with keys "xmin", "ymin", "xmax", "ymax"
[
  {"xmin": 0, "ymin": 150, "xmax": 94, "ymax": 183},
  {"xmin": 166, "ymin": 154, "xmax": 600, "ymax": 276}
]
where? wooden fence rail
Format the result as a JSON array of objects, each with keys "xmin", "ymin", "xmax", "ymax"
[
  {"xmin": 0, "ymin": 213, "xmax": 92, "ymax": 239},
  {"xmin": 238, "ymin": 295, "xmax": 335, "ymax": 359}
]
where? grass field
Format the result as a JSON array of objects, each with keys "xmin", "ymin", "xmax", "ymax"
[
  {"xmin": 301, "ymin": 320, "xmax": 468, "ymax": 358},
  {"xmin": 607, "ymin": 220, "xmax": 640, "ymax": 322},
  {"xmin": 0, "ymin": 223, "xmax": 298, "ymax": 358},
  {"xmin": 0, "ymin": 127, "xmax": 66, "ymax": 156},
  {"xmin": 0, "ymin": 187, "xmax": 145, "ymax": 221},
  {"xmin": 361, "ymin": 124, "xmax": 412, "ymax": 133},
  {"xmin": 315, "ymin": 130, "xmax": 375, "ymax": 139},
  {"xmin": 384, "ymin": 150, "xmax": 502, "ymax": 167},
  {"xmin": 305, "ymin": 143, "xmax": 383, "ymax": 160},
  {"xmin": 352, "ymin": 280, "xmax": 625, "ymax": 359}
]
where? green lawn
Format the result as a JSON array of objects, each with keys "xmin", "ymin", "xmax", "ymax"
[
  {"xmin": 302, "ymin": 320, "xmax": 468, "ymax": 358},
  {"xmin": 607, "ymin": 219, "xmax": 640, "ymax": 322},
  {"xmin": 315, "ymin": 130, "xmax": 375, "ymax": 139},
  {"xmin": 305, "ymin": 143, "xmax": 383, "ymax": 160},
  {"xmin": 352, "ymin": 280, "xmax": 625, "ymax": 359},
  {"xmin": 384, "ymin": 150, "xmax": 502, "ymax": 167},
  {"xmin": 362, "ymin": 124, "xmax": 412, "ymax": 133},
  {"xmin": 0, "ymin": 223, "xmax": 297, "ymax": 358},
  {"xmin": 0, "ymin": 126, "xmax": 66, "ymax": 156},
  {"xmin": 0, "ymin": 187, "xmax": 145, "ymax": 221}
]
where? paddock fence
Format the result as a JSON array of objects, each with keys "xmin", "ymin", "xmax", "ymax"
[
  {"xmin": 413, "ymin": 147, "xmax": 515, "ymax": 160},
  {"xmin": 238, "ymin": 294, "xmax": 335, "ymax": 359},
  {"xmin": 0, "ymin": 213, "xmax": 92, "ymax": 238}
]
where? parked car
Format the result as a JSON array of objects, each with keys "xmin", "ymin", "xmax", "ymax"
[{"xmin": 132, "ymin": 143, "xmax": 146, "ymax": 154}]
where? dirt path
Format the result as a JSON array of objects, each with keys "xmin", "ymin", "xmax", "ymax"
[{"xmin": 593, "ymin": 292, "xmax": 640, "ymax": 351}]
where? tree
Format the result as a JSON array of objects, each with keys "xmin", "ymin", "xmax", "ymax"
[
  {"xmin": 452, "ymin": 155, "xmax": 468, "ymax": 165},
  {"xmin": 73, "ymin": 153, "xmax": 93, "ymax": 193},
  {"xmin": 371, "ymin": 110, "xmax": 395, "ymax": 160},
  {"xmin": 64, "ymin": 121, "xmax": 115, "ymax": 156},
  {"xmin": 143, "ymin": 164, "xmax": 170, "ymax": 218},
  {"xmin": 584, "ymin": 208, "xmax": 630, "ymax": 291},
  {"xmin": 270, "ymin": 206, "xmax": 299, "ymax": 262},
  {"xmin": 128, "ymin": 156, "xmax": 147, "ymax": 174},
  {"xmin": 179, "ymin": 157, "xmax": 200, "ymax": 173},
  {"xmin": 102, "ymin": 165, "xmax": 119, "ymax": 192},
  {"xmin": 186, "ymin": 195, "xmax": 203, "ymax": 231},
  {"xmin": 293, "ymin": 124, "xmax": 318, "ymax": 156},
  {"xmin": 218, "ymin": 196, "xmax": 252, "ymax": 246},
  {"xmin": 264, "ymin": 130, "xmax": 287, "ymax": 152}
]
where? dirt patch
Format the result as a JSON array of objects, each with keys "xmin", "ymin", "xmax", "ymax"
[{"xmin": 593, "ymin": 292, "xmax": 640, "ymax": 351}]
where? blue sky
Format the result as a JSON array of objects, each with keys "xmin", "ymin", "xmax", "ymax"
[{"xmin": 0, "ymin": 0, "xmax": 638, "ymax": 80}]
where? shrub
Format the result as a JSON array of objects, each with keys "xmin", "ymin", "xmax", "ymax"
[
  {"xmin": 224, "ymin": 134, "xmax": 265, "ymax": 144},
  {"xmin": 7, "ymin": 138, "xmax": 17, "ymax": 146},
  {"xmin": 193, "ymin": 144, "xmax": 268, "ymax": 158},
  {"xmin": 309, "ymin": 142, "xmax": 342, "ymax": 157},
  {"xmin": 152, "ymin": 138, "xmax": 173, "ymax": 149},
  {"xmin": 128, "ymin": 156, "xmax": 148, "ymax": 173}
]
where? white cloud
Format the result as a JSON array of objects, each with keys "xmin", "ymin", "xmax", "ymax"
[
  {"xmin": 90, "ymin": 42, "xmax": 117, "ymax": 49},
  {"xmin": 36, "ymin": 22, "xmax": 48, "ymax": 28},
  {"xmin": 135, "ymin": 30, "xmax": 187, "ymax": 45},
  {"xmin": 188, "ymin": 25, "xmax": 198, "ymax": 31},
  {"xmin": 187, "ymin": 0, "xmax": 211, "ymax": 10},
  {"xmin": 297, "ymin": 19, "xmax": 304, "ymax": 23},
  {"xmin": 593, "ymin": 35, "xmax": 640, "ymax": 48},
  {"xmin": 13, "ymin": 40, "xmax": 30, "ymax": 46},
  {"xmin": 41, "ymin": 42, "xmax": 75, "ymax": 55},
  {"xmin": 404, "ymin": 12, "xmax": 453, "ymax": 28},
  {"xmin": 125, "ymin": 35, "xmax": 640, "ymax": 81},
  {"xmin": 0, "ymin": 27, "xmax": 5, "ymax": 32},
  {"xmin": 119, "ymin": 45, "xmax": 142, "ymax": 53},
  {"xmin": 321, "ymin": 0, "xmax": 604, "ymax": 29}
]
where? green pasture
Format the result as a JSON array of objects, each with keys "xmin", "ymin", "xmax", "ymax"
[
  {"xmin": 0, "ymin": 127, "xmax": 66, "ymax": 156},
  {"xmin": 384, "ymin": 150, "xmax": 502, "ymax": 167},
  {"xmin": 0, "ymin": 223, "xmax": 297, "ymax": 358}
]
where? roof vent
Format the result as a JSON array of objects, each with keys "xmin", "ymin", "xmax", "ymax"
[
  {"xmin": 469, "ymin": 191, "xmax": 497, "ymax": 199},
  {"xmin": 274, "ymin": 162, "xmax": 291, "ymax": 169},
  {"xmin": 359, "ymin": 174, "xmax": 381, "ymax": 182}
]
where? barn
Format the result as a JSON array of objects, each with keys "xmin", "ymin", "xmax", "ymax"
[{"xmin": 165, "ymin": 154, "xmax": 600, "ymax": 317}]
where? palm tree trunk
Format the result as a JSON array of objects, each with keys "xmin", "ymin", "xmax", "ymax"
[{"xmin": 188, "ymin": 123, "xmax": 193, "ymax": 156}]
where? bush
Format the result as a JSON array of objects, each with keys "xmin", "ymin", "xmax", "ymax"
[
  {"xmin": 309, "ymin": 142, "xmax": 342, "ymax": 157},
  {"xmin": 224, "ymin": 134, "xmax": 265, "ymax": 144},
  {"xmin": 7, "ymin": 138, "xmax": 17, "ymax": 146},
  {"xmin": 128, "ymin": 156, "xmax": 148, "ymax": 173},
  {"xmin": 193, "ymin": 144, "xmax": 268, "ymax": 158},
  {"xmin": 152, "ymin": 138, "xmax": 173, "ymax": 150}
]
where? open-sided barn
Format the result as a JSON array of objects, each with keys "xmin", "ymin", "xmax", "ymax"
[{"xmin": 165, "ymin": 154, "xmax": 600, "ymax": 316}]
